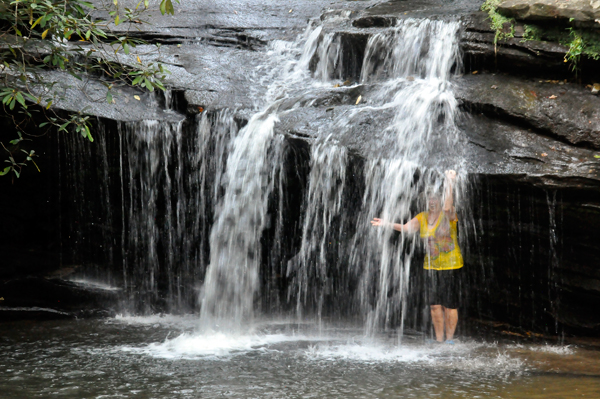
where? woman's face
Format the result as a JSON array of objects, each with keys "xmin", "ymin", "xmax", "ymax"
[{"xmin": 428, "ymin": 196, "xmax": 441, "ymax": 212}]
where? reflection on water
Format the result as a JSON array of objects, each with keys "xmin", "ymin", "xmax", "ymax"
[{"xmin": 1, "ymin": 317, "xmax": 599, "ymax": 398}]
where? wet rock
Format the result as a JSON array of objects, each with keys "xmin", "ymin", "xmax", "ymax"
[
  {"xmin": 497, "ymin": 0, "xmax": 600, "ymax": 24},
  {"xmin": 461, "ymin": 112, "xmax": 600, "ymax": 188},
  {"xmin": 455, "ymin": 72, "xmax": 600, "ymax": 149},
  {"xmin": 468, "ymin": 172, "xmax": 600, "ymax": 334},
  {"xmin": 460, "ymin": 12, "xmax": 573, "ymax": 76},
  {"xmin": 352, "ymin": 15, "xmax": 397, "ymax": 28},
  {"xmin": 0, "ymin": 277, "xmax": 120, "ymax": 321},
  {"xmin": 309, "ymin": 31, "xmax": 369, "ymax": 82}
]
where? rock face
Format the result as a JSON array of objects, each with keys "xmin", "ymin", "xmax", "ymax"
[
  {"xmin": 456, "ymin": 73, "xmax": 600, "ymax": 150},
  {"xmin": 497, "ymin": 0, "xmax": 600, "ymax": 24}
]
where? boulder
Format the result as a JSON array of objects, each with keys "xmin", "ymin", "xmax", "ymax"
[{"xmin": 497, "ymin": 0, "xmax": 600, "ymax": 24}]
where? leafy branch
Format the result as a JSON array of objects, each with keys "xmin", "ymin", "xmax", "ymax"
[{"xmin": 0, "ymin": 0, "xmax": 177, "ymax": 178}]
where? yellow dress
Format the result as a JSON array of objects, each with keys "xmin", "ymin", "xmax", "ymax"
[{"xmin": 415, "ymin": 212, "xmax": 463, "ymax": 271}]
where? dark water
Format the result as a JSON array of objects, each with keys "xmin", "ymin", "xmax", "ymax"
[{"xmin": 2, "ymin": 316, "xmax": 600, "ymax": 398}]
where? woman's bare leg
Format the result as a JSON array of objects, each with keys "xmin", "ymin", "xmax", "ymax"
[
  {"xmin": 443, "ymin": 307, "xmax": 458, "ymax": 341},
  {"xmin": 430, "ymin": 305, "xmax": 445, "ymax": 342}
]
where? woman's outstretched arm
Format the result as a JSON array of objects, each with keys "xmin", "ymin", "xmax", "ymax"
[
  {"xmin": 371, "ymin": 217, "xmax": 419, "ymax": 233},
  {"xmin": 443, "ymin": 170, "xmax": 458, "ymax": 221}
]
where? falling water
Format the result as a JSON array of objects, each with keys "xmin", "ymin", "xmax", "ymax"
[
  {"xmin": 60, "ymin": 17, "xmax": 467, "ymax": 336},
  {"xmin": 289, "ymin": 143, "xmax": 348, "ymax": 323},
  {"xmin": 198, "ymin": 110, "xmax": 284, "ymax": 329},
  {"xmin": 546, "ymin": 190, "xmax": 562, "ymax": 337},
  {"xmin": 58, "ymin": 123, "xmax": 115, "ymax": 284},
  {"xmin": 119, "ymin": 120, "xmax": 186, "ymax": 313},
  {"xmin": 290, "ymin": 18, "xmax": 465, "ymax": 337},
  {"xmin": 197, "ymin": 22, "xmax": 334, "ymax": 330}
]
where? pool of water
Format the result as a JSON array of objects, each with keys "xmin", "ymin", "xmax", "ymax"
[{"xmin": 2, "ymin": 316, "xmax": 599, "ymax": 398}]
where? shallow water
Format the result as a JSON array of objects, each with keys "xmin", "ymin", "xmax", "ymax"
[{"xmin": 2, "ymin": 317, "xmax": 599, "ymax": 398}]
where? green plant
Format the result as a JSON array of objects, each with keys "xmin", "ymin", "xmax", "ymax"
[
  {"xmin": 565, "ymin": 29, "xmax": 584, "ymax": 73},
  {"xmin": 521, "ymin": 22, "xmax": 600, "ymax": 74},
  {"xmin": 481, "ymin": 0, "xmax": 515, "ymax": 44},
  {"xmin": 0, "ymin": 0, "xmax": 176, "ymax": 178}
]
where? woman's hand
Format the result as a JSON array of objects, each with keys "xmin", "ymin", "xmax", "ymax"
[
  {"xmin": 445, "ymin": 170, "xmax": 457, "ymax": 181},
  {"xmin": 371, "ymin": 218, "xmax": 385, "ymax": 227}
]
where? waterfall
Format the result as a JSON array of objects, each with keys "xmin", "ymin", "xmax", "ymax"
[
  {"xmin": 289, "ymin": 143, "xmax": 348, "ymax": 323},
  {"xmin": 198, "ymin": 110, "xmax": 284, "ymax": 329},
  {"xmin": 60, "ymin": 16, "xmax": 467, "ymax": 336},
  {"xmin": 197, "ymin": 22, "xmax": 331, "ymax": 330},
  {"xmin": 119, "ymin": 120, "xmax": 186, "ymax": 313},
  {"xmin": 290, "ymin": 18, "xmax": 465, "ymax": 336}
]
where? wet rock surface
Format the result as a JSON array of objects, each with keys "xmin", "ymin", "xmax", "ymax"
[
  {"xmin": 456, "ymin": 73, "xmax": 600, "ymax": 149},
  {"xmin": 497, "ymin": 0, "xmax": 600, "ymax": 24},
  {"xmin": 0, "ymin": 277, "xmax": 119, "ymax": 321},
  {"xmin": 460, "ymin": 12, "xmax": 573, "ymax": 75}
]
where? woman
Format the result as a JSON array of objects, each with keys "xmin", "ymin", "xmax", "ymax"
[{"xmin": 371, "ymin": 170, "xmax": 463, "ymax": 344}]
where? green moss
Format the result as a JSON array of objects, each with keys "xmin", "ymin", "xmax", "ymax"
[{"xmin": 481, "ymin": 0, "xmax": 515, "ymax": 44}]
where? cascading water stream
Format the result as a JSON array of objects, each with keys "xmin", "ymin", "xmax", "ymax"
[
  {"xmin": 198, "ymin": 110, "xmax": 284, "ymax": 330},
  {"xmin": 198, "ymin": 22, "xmax": 334, "ymax": 330},
  {"xmin": 290, "ymin": 18, "xmax": 466, "ymax": 337}
]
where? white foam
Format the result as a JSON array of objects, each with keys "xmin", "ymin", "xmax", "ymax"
[
  {"xmin": 121, "ymin": 332, "xmax": 328, "ymax": 359},
  {"xmin": 111, "ymin": 314, "xmax": 199, "ymax": 328},
  {"xmin": 515, "ymin": 343, "xmax": 575, "ymax": 355},
  {"xmin": 304, "ymin": 342, "xmax": 435, "ymax": 363},
  {"xmin": 67, "ymin": 278, "xmax": 121, "ymax": 291}
]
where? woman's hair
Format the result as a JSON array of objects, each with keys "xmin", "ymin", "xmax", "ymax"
[{"xmin": 419, "ymin": 188, "xmax": 442, "ymax": 210}]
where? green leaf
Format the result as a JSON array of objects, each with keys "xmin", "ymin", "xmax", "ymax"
[
  {"xmin": 85, "ymin": 125, "xmax": 94, "ymax": 142},
  {"xmin": 31, "ymin": 16, "xmax": 43, "ymax": 29},
  {"xmin": 166, "ymin": 0, "xmax": 174, "ymax": 15},
  {"xmin": 15, "ymin": 92, "xmax": 26, "ymax": 107},
  {"xmin": 145, "ymin": 78, "xmax": 154, "ymax": 92},
  {"xmin": 59, "ymin": 122, "xmax": 69, "ymax": 131},
  {"xmin": 13, "ymin": 170, "xmax": 20, "ymax": 178},
  {"xmin": 0, "ymin": 167, "xmax": 11, "ymax": 176},
  {"xmin": 115, "ymin": 15, "xmax": 120, "ymax": 25},
  {"xmin": 106, "ymin": 91, "xmax": 113, "ymax": 104},
  {"xmin": 594, "ymin": 155, "xmax": 600, "ymax": 158},
  {"xmin": 154, "ymin": 80, "xmax": 165, "ymax": 91},
  {"xmin": 69, "ymin": 71, "xmax": 83, "ymax": 80},
  {"xmin": 123, "ymin": 42, "xmax": 130, "ymax": 54},
  {"xmin": 24, "ymin": 93, "xmax": 39, "ymax": 103},
  {"xmin": 39, "ymin": 122, "xmax": 49, "ymax": 127}
]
